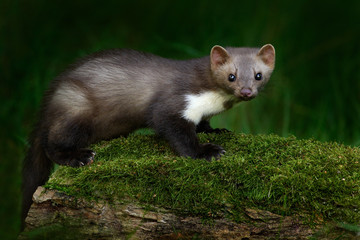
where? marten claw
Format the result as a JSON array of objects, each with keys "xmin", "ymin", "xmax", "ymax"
[
  {"xmin": 67, "ymin": 149, "xmax": 96, "ymax": 167},
  {"xmin": 199, "ymin": 143, "xmax": 225, "ymax": 161}
]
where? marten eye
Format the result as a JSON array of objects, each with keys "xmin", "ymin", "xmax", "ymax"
[
  {"xmin": 255, "ymin": 73, "xmax": 262, "ymax": 81},
  {"xmin": 228, "ymin": 74, "xmax": 236, "ymax": 82}
]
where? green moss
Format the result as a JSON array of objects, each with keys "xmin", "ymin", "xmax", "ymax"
[{"xmin": 46, "ymin": 132, "xmax": 360, "ymax": 225}]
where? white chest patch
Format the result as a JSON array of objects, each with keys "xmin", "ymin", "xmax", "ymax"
[{"xmin": 182, "ymin": 91, "xmax": 235, "ymax": 125}]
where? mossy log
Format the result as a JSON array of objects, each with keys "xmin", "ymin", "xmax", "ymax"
[
  {"xmin": 24, "ymin": 186, "xmax": 313, "ymax": 239},
  {"xmin": 21, "ymin": 133, "xmax": 360, "ymax": 239}
]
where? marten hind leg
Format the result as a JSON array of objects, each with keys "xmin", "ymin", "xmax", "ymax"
[{"xmin": 45, "ymin": 118, "xmax": 96, "ymax": 167}]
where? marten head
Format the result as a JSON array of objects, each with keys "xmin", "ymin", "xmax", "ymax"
[{"xmin": 210, "ymin": 44, "xmax": 275, "ymax": 101}]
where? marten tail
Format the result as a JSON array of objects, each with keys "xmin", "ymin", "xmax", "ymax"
[{"xmin": 21, "ymin": 133, "xmax": 53, "ymax": 230}]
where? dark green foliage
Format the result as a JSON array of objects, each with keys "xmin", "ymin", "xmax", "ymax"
[
  {"xmin": 19, "ymin": 224, "xmax": 86, "ymax": 240},
  {"xmin": 46, "ymin": 132, "xmax": 360, "ymax": 226}
]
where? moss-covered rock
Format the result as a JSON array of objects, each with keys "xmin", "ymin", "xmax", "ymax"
[{"xmin": 45, "ymin": 132, "xmax": 360, "ymax": 235}]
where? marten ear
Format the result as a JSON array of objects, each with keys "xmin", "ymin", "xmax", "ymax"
[
  {"xmin": 257, "ymin": 44, "xmax": 275, "ymax": 68},
  {"xmin": 210, "ymin": 45, "xmax": 230, "ymax": 70}
]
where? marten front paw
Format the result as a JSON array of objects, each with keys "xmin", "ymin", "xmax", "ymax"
[
  {"xmin": 198, "ymin": 143, "xmax": 225, "ymax": 161},
  {"xmin": 68, "ymin": 149, "xmax": 96, "ymax": 167}
]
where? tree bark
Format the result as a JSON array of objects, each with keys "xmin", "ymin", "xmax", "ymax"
[{"xmin": 22, "ymin": 186, "xmax": 314, "ymax": 239}]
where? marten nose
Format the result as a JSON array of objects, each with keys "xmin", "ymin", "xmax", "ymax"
[{"xmin": 240, "ymin": 88, "xmax": 253, "ymax": 98}]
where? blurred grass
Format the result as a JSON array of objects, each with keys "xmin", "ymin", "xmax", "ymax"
[{"xmin": 1, "ymin": 0, "xmax": 360, "ymax": 238}]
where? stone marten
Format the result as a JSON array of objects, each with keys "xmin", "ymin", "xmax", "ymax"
[{"xmin": 21, "ymin": 44, "xmax": 275, "ymax": 228}]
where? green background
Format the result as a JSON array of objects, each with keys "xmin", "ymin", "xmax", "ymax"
[{"xmin": 1, "ymin": 0, "xmax": 360, "ymax": 238}]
